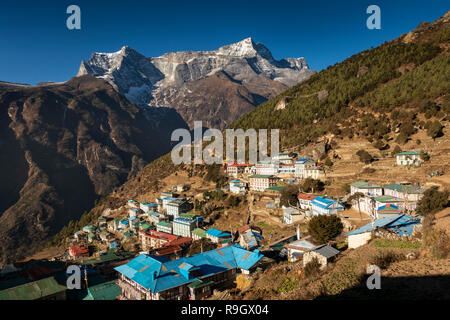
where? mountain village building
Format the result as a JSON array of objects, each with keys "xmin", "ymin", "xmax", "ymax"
[
  {"xmin": 229, "ymin": 179, "xmax": 246, "ymax": 194},
  {"xmin": 166, "ymin": 199, "xmax": 191, "ymax": 218},
  {"xmin": 396, "ymin": 151, "xmax": 423, "ymax": 166},
  {"xmin": 350, "ymin": 181, "xmax": 383, "ymax": 196},
  {"xmin": 139, "ymin": 230, "xmax": 178, "ymax": 251},
  {"xmin": 115, "ymin": 246, "xmax": 263, "ymax": 300},
  {"xmin": 226, "ymin": 163, "xmax": 249, "ymax": 177},
  {"xmin": 282, "ymin": 206, "xmax": 303, "ymax": 224},
  {"xmin": 311, "ymin": 197, "xmax": 344, "ymax": 216},
  {"xmin": 249, "ymin": 175, "xmax": 279, "ymax": 192},
  {"xmin": 297, "ymin": 193, "xmax": 319, "ymax": 211},
  {"xmin": 172, "ymin": 217, "xmax": 196, "ymax": 238}
]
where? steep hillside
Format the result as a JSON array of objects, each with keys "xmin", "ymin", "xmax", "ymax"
[
  {"xmin": 231, "ymin": 12, "xmax": 450, "ymax": 150},
  {"xmin": 0, "ymin": 76, "xmax": 188, "ymax": 262}
]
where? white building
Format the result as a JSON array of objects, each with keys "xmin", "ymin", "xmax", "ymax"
[
  {"xmin": 140, "ymin": 202, "xmax": 158, "ymax": 213},
  {"xmin": 156, "ymin": 221, "xmax": 173, "ymax": 234},
  {"xmin": 282, "ymin": 206, "xmax": 303, "ymax": 224},
  {"xmin": 249, "ymin": 175, "xmax": 279, "ymax": 192},
  {"xmin": 129, "ymin": 208, "xmax": 139, "ymax": 218},
  {"xmin": 272, "ymin": 152, "xmax": 297, "ymax": 165},
  {"xmin": 297, "ymin": 193, "xmax": 318, "ymax": 211},
  {"xmin": 229, "ymin": 179, "xmax": 246, "ymax": 194},
  {"xmin": 277, "ymin": 164, "xmax": 296, "ymax": 176},
  {"xmin": 311, "ymin": 197, "xmax": 344, "ymax": 216},
  {"xmin": 226, "ymin": 164, "xmax": 249, "ymax": 177},
  {"xmin": 383, "ymin": 183, "xmax": 424, "ymax": 203},
  {"xmin": 350, "ymin": 181, "xmax": 383, "ymax": 196},
  {"xmin": 284, "ymin": 238, "xmax": 316, "ymax": 262},
  {"xmin": 254, "ymin": 160, "xmax": 278, "ymax": 175},
  {"xmin": 396, "ymin": 151, "xmax": 423, "ymax": 166},
  {"xmin": 166, "ymin": 199, "xmax": 191, "ymax": 218},
  {"xmin": 173, "ymin": 217, "xmax": 196, "ymax": 238},
  {"xmin": 294, "ymin": 159, "xmax": 320, "ymax": 179}
]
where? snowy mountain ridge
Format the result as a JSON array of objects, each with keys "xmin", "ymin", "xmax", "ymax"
[{"xmin": 77, "ymin": 37, "xmax": 314, "ymax": 107}]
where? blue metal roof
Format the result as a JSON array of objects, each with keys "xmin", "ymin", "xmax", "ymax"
[
  {"xmin": 312, "ymin": 196, "xmax": 336, "ymax": 209},
  {"xmin": 114, "ymin": 245, "xmax": 263, "ymax": 293},
  {"xmin": 206, "ymin": 228, "xmax": 230, "ymax": 238},
  {"xmin": 346, "ymin": 214, "xmax": 420, "ymax": 237},
  {"xmin": 174, "ymin": 217, "xmax": 195, "ymax": 225},
  {"xmin": 295, "ymin": 158, "xmax": 310, "ymax": 163},
  {"xmin": 142, "ymin": 202, "xmax": 158, "ymax": 207}
]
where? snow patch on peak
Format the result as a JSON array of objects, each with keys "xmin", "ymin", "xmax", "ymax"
[{"xmin": 217, "ymin": 37, "xmax": 259, "ymax": 57}]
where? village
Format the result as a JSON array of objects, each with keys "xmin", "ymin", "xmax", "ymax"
[{"xmin": 0, "ymin": 147, "xmax": 432, "ymax": 300}]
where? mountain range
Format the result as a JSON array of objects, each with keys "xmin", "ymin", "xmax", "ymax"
[{"xmin": 77, "ymin": 37, "xmax": 315, "ymax": 129}]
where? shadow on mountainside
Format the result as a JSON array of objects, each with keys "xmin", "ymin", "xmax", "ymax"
[{"xmin": 317, "ymin": 274, "xmax": 450, "ymax": 300}]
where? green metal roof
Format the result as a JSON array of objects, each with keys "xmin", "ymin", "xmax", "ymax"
[
  {"xmin": 157, "ymin": 221, "xmax": 172, "ymax": 228},
  {"xmin": 81, "ymin": 249, "xmax": 134, "ymax": 265},
  {"xmin": 266, "ymin": 186, "xmax": 284, "ymax": 191},
  {"xmin": 249, "ymin": 174, "xmax": 275, "ymax": 179},
  {"xmin": 83, "ymin": 280, "xmax": 121, "ymax": 300},
  {"xmin": 141, "ymin": 223, "xmax": 151, "ymax": 230},
  {"xmin": 350, "ymin": 181, "xmax": 382, "ymax": 189},
  {"xmin": 397, "ymin": 151, "xmax": 421, "ymax": 156},
  {"xmin": 374, "ymin": 195, "xmax": 403, "ymax": 203},
  {"xmin": 187, "ymin": 279, "xmax": 214, "ymax": 289},
  {"xmin": 0, "ymin": 276, "xmax": 66, "ymax": 300},
  {"xmin": 192, "ymin": 228, "xmax": 206, "ymax": 238},
  {"xmin": 383, "ymin": 183, "xmax": 424, "ymax": 194},
  {"xmin": 180, "ymin": 213, "xmax": 196, "ymax": 219}
]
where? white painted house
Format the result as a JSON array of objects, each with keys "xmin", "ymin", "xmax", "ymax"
[
  {"xmin": 282, "ymin": 206, "xmax": 303, "ymax": 224},
  {"xmin": 229, "ymin": 179, "xmax": 246, "ymax": 194},
  {"xmin": 294, "ymin": 159, "xmax": 321, "ymax": 179},
  {"xmin": 349, "ymin": 181, "xmax": 383, "ymax": 196},
  {"xmin": 172, "ymin": 217, "xmax": 196, "ymax": 238},
  {"xmin": 249, "ymin": 175, "xmax": 279, "ymax": 192},
  {"xmin": 396, "ymin": 151, "xmax": 423, "ymax": 166},
  {"xmin": 311, "ymin": 197, "xmax": 344, "ymax": 216}
]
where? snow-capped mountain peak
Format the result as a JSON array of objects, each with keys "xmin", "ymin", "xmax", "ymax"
[{"xmin": 76, "ymin": 38, "xmax": 315, "ymax": 114}]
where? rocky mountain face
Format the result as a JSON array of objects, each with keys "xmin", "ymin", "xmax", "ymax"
[
  {"xmin": 77, "ymin": 37, "xmax": 315, "ymax": 129},
  {"xmin": 0, "ymin": 76, "xmax": 188, "ymax": 262}
]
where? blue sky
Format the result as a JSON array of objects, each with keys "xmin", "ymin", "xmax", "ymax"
[{"xmin": 0, "ymin": 0, "xmax": 448, "ymax": 84}]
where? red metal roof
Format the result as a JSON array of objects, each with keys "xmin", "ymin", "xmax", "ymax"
[
  {"xmin": 69, "ymin": 244, "xmax": 89, "ymax": 257},
  {"xmin": 165, "ymin": 237, "xmax": 192, "ymax": 247},
  {"xmin": 297, "ymin": 193, "xmax": 319, "ymax": 201},
  {"xmin": 140, "ymin": 230, "xmax": 178, "ymax": 242}
]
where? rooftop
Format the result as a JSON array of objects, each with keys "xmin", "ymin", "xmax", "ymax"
[
  {"xmin": 206, "ymin": 228, "xmax": 231, "ymax": 238},
  {"xmin": 347, "ymin": 214, "xmax": 420, "ymax": 237},
  {"xmin": 83, "ymin": 280, "xmax": 121, "ymax": 300},
  {"xmin": 115, "ymin": 245, "xmax": 263, "ymax": 293},
  {"xmin": 312, "ymin": 244, "xmax": 340, "ymax": 258},
  {"xmin": 297, "ymin": 193, "xmax": 319, "ymax": 201},
  {"xmin": 350, "ymin": 181, "xmax": 382, "ymax": 189},
  {"xmin": 157, "ymin": 221, "xmax": 172, "ymax": 228},
  {"xmin": 266, "ymin": 186, "xmax": 284, "ymax": 192},
  {"xmin": 383, "ymin": 183, "xmax": 424, "ymax": 194},
  {"xmin": 0, "ymin": 276, "xmax": 66, "ymax": 300},
  {"xmin": 192, "ymin": 228, "xmax": 206, "ymax": 238},
  {"xmin": 249, "ymin": 174, "xmax": 276, "ymax": 179},
  {"xmin": 397, "ymin": 151, "xmax": 422, "ymax": 156},
  {"xmin": 373, "ymin": 195, "xmax": 404, "ymax": 203}
]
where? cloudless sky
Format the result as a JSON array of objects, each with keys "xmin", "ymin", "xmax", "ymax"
[{"xmin": 0, "ymin": 0, "xmax": 448, "ymax": 84}]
